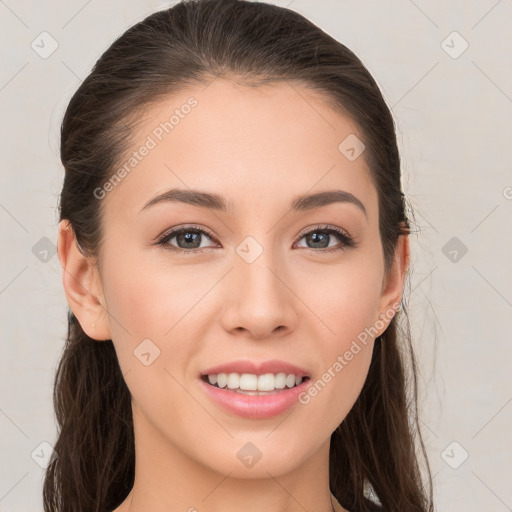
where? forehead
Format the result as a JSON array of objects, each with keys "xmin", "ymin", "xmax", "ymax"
[{"xmin": 101, "ymin": 78, "xmax": 376, "ymax": 219}]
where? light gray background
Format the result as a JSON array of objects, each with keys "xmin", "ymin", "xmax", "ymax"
[{"xmin": 1, "ymin": 1, "xmax": 511, "ymax": 511}]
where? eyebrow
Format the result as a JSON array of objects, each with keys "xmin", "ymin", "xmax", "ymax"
[{"xmin": 139, "ymin": 188, "xmax": 367, "ymax": 217}]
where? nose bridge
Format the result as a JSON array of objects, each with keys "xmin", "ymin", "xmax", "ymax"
[
  {"xmin": 237, "ymin": 232, "xmax": 284, "ymax": 302},
  {"xmin": 226, "ymin": 232, "xmax": 296, "ymax": 337}
]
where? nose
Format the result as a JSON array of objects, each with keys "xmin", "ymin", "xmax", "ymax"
[{"xmin": 220, "ymin": 244, "xmax": 298, "ymax": 340}]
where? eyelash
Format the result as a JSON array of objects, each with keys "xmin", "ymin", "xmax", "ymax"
[{"xmin": 155, "ymin": 224, "xmax": 357, "ymax": 255}]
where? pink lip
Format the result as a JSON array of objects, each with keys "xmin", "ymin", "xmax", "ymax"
[
  {"xmin": 198, "ymin": 377, "xmax": 311, "ymax": 419},
  {"xmin": 200, "ymin": 359, "xmax": 311, "ymax": 378}
]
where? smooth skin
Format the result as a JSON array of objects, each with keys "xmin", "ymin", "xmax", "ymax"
[{"xmin": 57, "ymin": 78, "xmax": 409, "ymax": 512}]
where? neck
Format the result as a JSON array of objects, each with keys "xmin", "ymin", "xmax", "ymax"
[{"xmin": 113, "ymin": 405, "xmax": 340, "ymax": 512}]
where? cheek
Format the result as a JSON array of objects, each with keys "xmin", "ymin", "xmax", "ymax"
[
  {"xmin": 103, "ymin": 247, "xmax": 205, "ymax": 339},
  {"xmin": 297, "ymin": 258, "xmax": 382, "ymax": 417},
  {"xmin": 101, "ymin": 247, "xmax": 219, "ymax": 398},
  {"xmin": 306, "ymin": 259, "xmax": 383, "ymax": 343},
  {"xmin": 99, "ymin": 249, "xmax": 185, "ymax": 379},
  {"xmin": 300, "ymin": 286, "xmax": 377, "ymax": 434},
  {"xmin": 100, "ymin": 252, "xmax": 200, "ymax": 422}
]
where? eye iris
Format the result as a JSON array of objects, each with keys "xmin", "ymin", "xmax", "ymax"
[
  {"xmin": 307, "ymin": 231, "xmax": 329, "ymax": 249},
  {"xmin": 178, "ymin": 230, "xmax": 201, "ymax": 248}
]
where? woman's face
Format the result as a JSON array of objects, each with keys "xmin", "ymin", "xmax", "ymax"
[{"xmin": 61, "ymin": 78, "xmax": 407, "ymax": 483}]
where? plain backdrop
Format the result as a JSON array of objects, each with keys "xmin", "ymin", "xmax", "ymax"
[{"xmin": 1, "ymin": 1, "xmax": 511, "ymax": 511}]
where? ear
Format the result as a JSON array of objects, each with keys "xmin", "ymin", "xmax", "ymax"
[
  {"xmin": 57, "ymin": 219, "xmax": 111, "ymax": 341},
  {"xmin": 375, "ymin": 232, "xmax": 410, "ymax": 335}
]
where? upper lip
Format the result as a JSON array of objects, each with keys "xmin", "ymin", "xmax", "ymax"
[{"xmin": 200, "ymin": 359, "xmax": 311, "ymax": 378}]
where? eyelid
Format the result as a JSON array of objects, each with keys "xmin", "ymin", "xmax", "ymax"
[
  {"xmin": 156, "ymin": 224, "xmax": 220, "ymax": 247},
  {"xmin": 295, "ymin": 223, "xmax": 352, "ymax": 242}
]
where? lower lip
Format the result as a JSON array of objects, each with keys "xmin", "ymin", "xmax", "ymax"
[{"xmin": 198, "ymin": 377, "xmax": 311, "ymax": 419}]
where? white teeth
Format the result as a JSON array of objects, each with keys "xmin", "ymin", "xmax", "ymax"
[
  {"xmin": 227, "ymin": 373, "xmax": 239, "ymax": 390},
  {"xmin": 205, "ymin": 372, "xmax": 304, "ymax": 392},
  {"xmin": 240, "ymin": 373, "xmax": 258, "ymax": 390},
  {"xmin": 217, "ymin": 373, "xmax": 227, "ymax": 388}
]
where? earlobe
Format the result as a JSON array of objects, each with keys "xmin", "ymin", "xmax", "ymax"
[
  {"xmin": 376, "ymin": 233, "xmax": 410, "ymax": 335},
  {"xmin": 57, "ymin": 219, "xmax": 111, "ymax": 341}
]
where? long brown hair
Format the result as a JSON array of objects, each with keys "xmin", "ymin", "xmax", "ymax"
[{"xmin": 45, "ymin": 1, "xmax": 434, "ymax": 511}]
